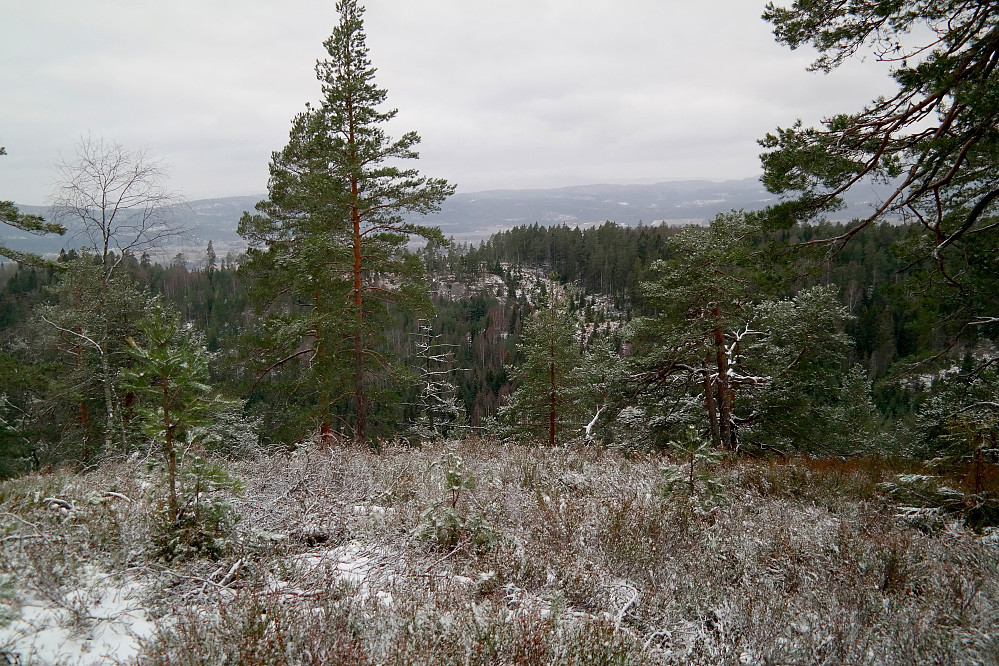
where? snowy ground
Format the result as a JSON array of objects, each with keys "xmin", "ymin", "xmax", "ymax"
[
  {"xmin": 1, "ymin": 442, "xmax": 997, "ymax": 664},
  {"xmin": 0, "ymin": 568, "xmax": 154, "ymax": 666}
]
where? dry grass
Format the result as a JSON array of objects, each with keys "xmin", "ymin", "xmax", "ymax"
[{"xmin": 1, "ymin": 440, "xmax": 997, "ymax": 664}]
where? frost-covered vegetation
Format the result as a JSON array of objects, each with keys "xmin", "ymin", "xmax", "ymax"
[
  {"xmin": 4, "ymin": 0, "xmax": 999, "ymax": 662},
  {"xmin": 1, "ymin": 440, "xmax": 997, "ymax": 664}
]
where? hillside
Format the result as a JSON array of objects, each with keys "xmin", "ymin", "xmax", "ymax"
[
  {"xmin": 1, "ymin": 440, "xmax": 996, "ymax": 664},
  {"xmin": 4, "ymin": 177, "xmax": 895, "ymax": 261}
]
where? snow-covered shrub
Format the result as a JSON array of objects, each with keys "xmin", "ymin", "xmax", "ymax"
[{"xmin": 414, "ymin": 452, "xmax": 496, "ymax": 553}]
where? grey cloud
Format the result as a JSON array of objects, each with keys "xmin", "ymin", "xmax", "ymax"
[{"xmin": 2, "ymin": 0, "xmax": 896, "ymax": 204}]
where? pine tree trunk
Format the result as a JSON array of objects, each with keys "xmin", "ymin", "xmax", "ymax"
[
  {"xmin": 712, "ymin": 313, "xmax": 734, "ymax": 450},
  {"xmin": 75, "ymin": 332, "xmax": 91, "ymax": 462},
  {"xmin": 99, "ymin": 270, "xmax": 119, "ymax": 455},
  {"xmin": 101, "ymin": 332, "xmax": 115, "ymax": 453},
  {"xmin": 703, "ymin": 372, "xmax": 721, "ymax": 449},
  {"xmin": 351, "ymin": 189, "xmax": 366, "ymax": 444},
  {"xmin": 348, "ymin": 84, "xmax": 368, "ymax": 444},
  {"xmin": 162, "ymin": 376, "xmax": 178, "ymax": 524},
  {"xmin": 549, "ymin": 330, "xmax": 557, "ymax": 447}
]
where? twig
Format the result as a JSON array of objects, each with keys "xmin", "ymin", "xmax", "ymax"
[
  {"xmin": 421, "ymin": 541, "xmax": 465, "ymax": 575},
  {"xmin": 1, "ymin": 534, "xmax": 50, "ymax": 543},
  {"xmin": 219, "ymin": 559, "xmax": 244, "ymax": 587},
  {"xmin": 43, "ymin": 497, "xmax": 74, "ymax": 511},
  {"xmin": 135, "ymin": 564, "xmax": 239, "ymax": 594},
  {"xmin": 0, "ymin": 512, "xmax": 43, "ymax": 530},
  {"xmin": 39, "ymin": 316, "xmax": 104, "ymax": 355},
  {"xmin": 613, "ymin": 586, "xmax": 640, "ymax": 633}
]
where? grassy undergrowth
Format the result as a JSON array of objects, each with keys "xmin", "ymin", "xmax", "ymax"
[{"xmin": 1, "ymin": 440, "xmax": 997, "ymax": 664}]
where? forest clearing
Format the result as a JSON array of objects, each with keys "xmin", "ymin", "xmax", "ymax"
[{"xmin": 3, "ymin": 0, "xmax": 999, "ymax": 662}]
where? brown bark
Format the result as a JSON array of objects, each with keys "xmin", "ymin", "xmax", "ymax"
[
  {"xmin": 347, "ymin": 81, "xmax": 367, "ymax": 444},
  {"xmin": 161, "ymin": 375, "xmax": 178, "ymax": 524},
  {"xmin": 712, "ymin": 309, "xmax": 734, "ymax": 450},
  {"xmin": 75, "ymin": 330, "xmax": 91, "ymax": 462},
  {"xmin": 549, "ymin": 340, "xmax": 556, "ymax": 448},
  {"xmin": 351, "ymin": 155, "xmax": 365, "ymax": 442},
  {"xmin": 703, "ymin": 372, "xmax": 721, "ymax": 449}
]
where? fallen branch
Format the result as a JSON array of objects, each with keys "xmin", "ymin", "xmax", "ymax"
[{"xmin": 43, "ymin": 497, "xmax": 74, "ymax": 512}]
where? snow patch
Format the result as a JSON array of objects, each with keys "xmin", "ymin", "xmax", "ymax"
[
  {"xmin": 289, "ymin": 542, "xmax": 398, "ymax": 604},
  {"xmin": 0, "ymin": 569, "xmax": 155, "ymax": 666}
]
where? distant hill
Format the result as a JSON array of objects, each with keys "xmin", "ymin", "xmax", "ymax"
[
  {"xmin": 4, "ymin": 196, "xmax": 260, "ymax": 264},
  {"xmin": 4, "ymin": 178, "xmax": 893, "ymax": 261}
]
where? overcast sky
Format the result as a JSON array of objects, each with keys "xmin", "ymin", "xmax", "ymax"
[{"xmin": 1, "ymin": 1, "xmax": 896, "ymax": 205}]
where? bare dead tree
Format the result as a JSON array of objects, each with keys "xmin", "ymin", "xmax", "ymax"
[{"xmin": 53, "ymin": 134, "xmax": 186, "ymax": 276}]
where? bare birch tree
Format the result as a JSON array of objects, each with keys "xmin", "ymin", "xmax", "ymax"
[
  {"xmin": 53, "ymin": 135, "xmax": 184, "ymax": 275},
  {"xmin": 48, "ymin": 135, "xmax": 184, "ymax": 453}
]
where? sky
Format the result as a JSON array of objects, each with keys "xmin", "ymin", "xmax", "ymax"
[{"xmin": 0, "ymin": 0, "xmax": 897, "ymax": 206}]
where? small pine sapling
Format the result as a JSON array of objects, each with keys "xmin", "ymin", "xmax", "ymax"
[
  {"xmin": 662, "ymin": 426, "xmax": 726, "ymax": 502},
  {"xmin": 442, "ymin": 452, "xmax": 476, "ymax": 509},
  {"xmin": 415, "ymin": 452, "xmax": 494, "ymax": 553},
  {"xmin": 123, "ymin": 304, "xmax": 242, "ymax": 559}
]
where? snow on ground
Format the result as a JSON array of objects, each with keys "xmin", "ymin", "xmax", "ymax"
[
  {"xmin": 284, "ymin": 541, "xmax": 400, "ymax": 605},
  {"xmin": 0, "ymin": 568, "xmax": 155, "ymax": 666}
]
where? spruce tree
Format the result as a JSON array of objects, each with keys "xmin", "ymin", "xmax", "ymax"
[
  {"xmin": 411, "ymin": 319, "xmax": 465, "ymax": 441},
  {"xmin": 239, "ymin": 0, "xmax": 454, "ymax": 443}
]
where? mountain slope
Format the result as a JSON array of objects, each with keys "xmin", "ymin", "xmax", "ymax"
[{"xmin": 4, "ymin": 178, "xmax": 893, "ymax": 259}]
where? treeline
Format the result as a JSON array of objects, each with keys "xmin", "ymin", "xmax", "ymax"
[
  {"xmin": 435, "ymin": 221, "xmax": 682, "ymax": 307},
  {"xmin": 1, "ymin": 210, "xmax": 996, "ymax": 510},
  {"xmin": 430, "ymin": 219, "xmax": 939, "ymax": 384},
  {"xmin": 2, "ymin": 1, "xmax": 996, "ymax": 525}
]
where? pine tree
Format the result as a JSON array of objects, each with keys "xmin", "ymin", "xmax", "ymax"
[
  {"xmin": 123, "ymin": 305, "xmax": 219, "ymax": 524},
  {"xmin": 0, "ymin": 148, "xmax": 65, "ymax": 264},
  {"xmin": 204, "ymin": 240, "xmax": 217, "ymax": 281},
  {"xmin": 630, "ymin": 213, "xmax": 865, "ymax": 453},
  {"xmin": 501, "ymin": 280, "xmax": 585, "ymax": 446},
  {"xmin": 239, "ymin": 0, "xmax": 453, "ymax": 443},
  {"xmin": 631, "ymin": 213, "xmax": 760, "ymax": 450}
]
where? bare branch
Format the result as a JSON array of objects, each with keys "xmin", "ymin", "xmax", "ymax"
[
  {"xmin": 52, "ymin": 134, "xmax": 187, "ymax": 274},
  {"xmin": 40, "ymin": 316, "xmax": 104, "ymax": 355}
]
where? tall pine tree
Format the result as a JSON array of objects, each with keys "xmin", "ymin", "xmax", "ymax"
[
  {"xmin": 501, "ymin": 281, "xmax": 586, "ymax": 446},
  {"xmin": 239, "ymin": 0, "xmax": 454, "ymax": 442}
]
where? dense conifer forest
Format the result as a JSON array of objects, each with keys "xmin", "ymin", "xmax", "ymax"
[{"xmin": 1, "ymin": 215, "xmax": 995, "ymax": 487}]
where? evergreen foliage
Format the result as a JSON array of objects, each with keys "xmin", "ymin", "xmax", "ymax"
[
  {"xmin": 500, "ymin": 281, "xmax": 587, "ymax": 446},
  {"xmin": 916, "ymin": 360, "xmax": 999, "ymax": 497},
  {"xmin": 629, "ymin": 213, "xmax": 878, "ymax": 454},
  {"xmin": 122, "ymin": 303, "xmax": 244, "ymax": 560},
  {"xmin": 123, "ymin": 305, "xmax": 218, "ymax": 522},
  {"xmin": 630, "ymin": 213, "xmax": 763, "ymax": 450},
  {"xmin": 34, "ymin": 256, "xmax": 154, "ymax": 461},
  {"xmin": 238, "ymin": 0, "xmax": 453, "ymax": 443},
  {"xmin": 760, "ymin": 0, "xmax": 999, "ymax": 466},
  {"xmin": 760, "ymin": 1, "xmax": 999, "ymax": 262},
  {"xmin": 0, "ymin": 148, "xmax": 66, "ymax": 265}
]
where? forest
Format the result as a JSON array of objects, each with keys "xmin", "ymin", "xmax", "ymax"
[
  {"xmin": 2, "ymin": 215, "xmax": 993, "ymax": 476},
  {"xmin": 1, "ymin": 0, "xmax": 998, "ymax": 663}
]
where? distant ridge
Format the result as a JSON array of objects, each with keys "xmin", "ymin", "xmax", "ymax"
[{"xmin": 5, "ymin": 177, "xmax": 893, "ymax": 259}]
